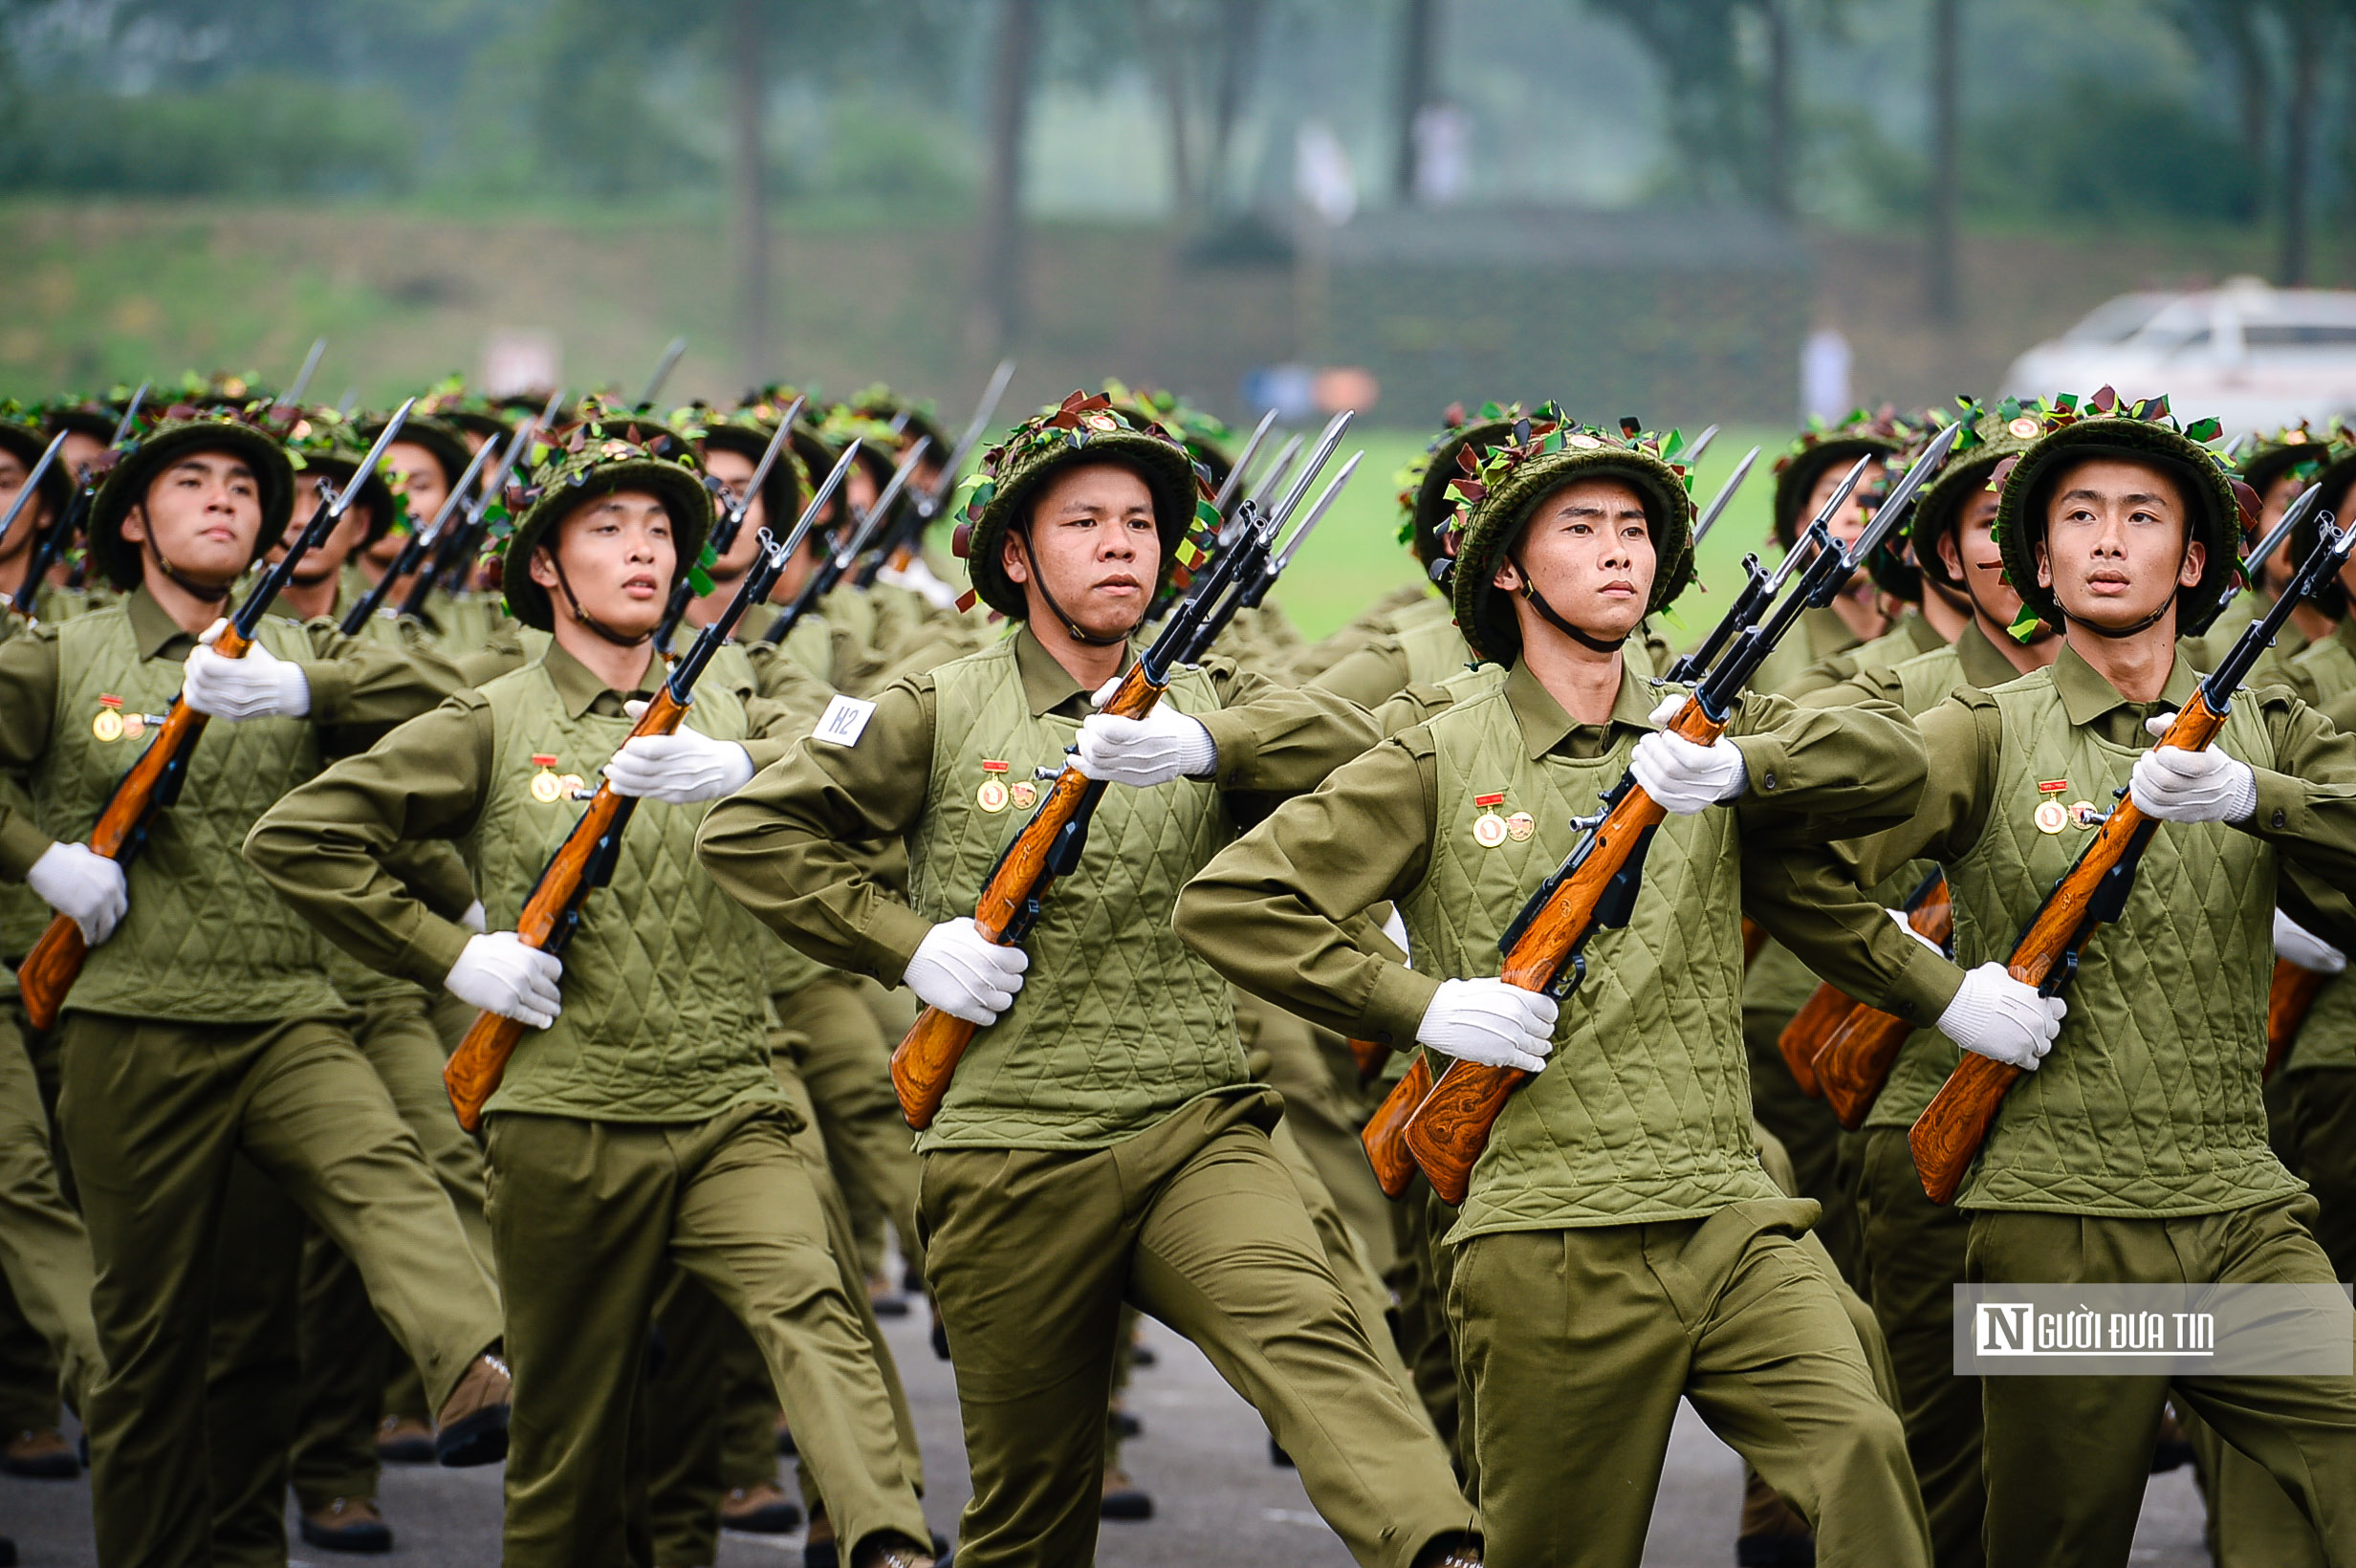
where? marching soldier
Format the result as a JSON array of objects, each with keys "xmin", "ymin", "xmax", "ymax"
[
  {"xmin": 696, "ymin": 394, "xmax": 1481, "ymax": 1568},
  {"xmin": 0, "ymin": 402, "xmax": 512, "ymax": 1568},
  {"xmin": 1175, "ymin": 416, "xmax": 1932, "ymax": 1568}
]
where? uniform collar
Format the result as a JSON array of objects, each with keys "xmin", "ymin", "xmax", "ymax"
[
  {"xmin": 1955, "ymin": 621, "xmax": 2023, "ymax": 688},
  {"xmin": 1013, "ymin": 622, "xmax": 1131, "ymax": 720},
  {"xmin": 544, "ymin": 638, "xmax": 665, "ymax": 719},
  {"xmin": 1503, "ymin": 658, "xmax": 1659, "ymax": 761},
  {"xmin": 2051, "ymin": 641, "xmax": 2198, "ymax": 728},
  {"xmin": 126, "ymin": 584, "xmax": 203, "ymax": 661},
  {"xmin": 1900, "ymin": 610, "xmax": 1946, "ymax": 656},
  {"xmin": 1803, "ymin": 604, "xmax": 1863, "ymax": 661}
]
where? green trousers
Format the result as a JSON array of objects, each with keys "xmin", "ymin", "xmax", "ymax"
[
  {"xmin": 1969, "ymin": 1195, "xmax": 2356, "ymax": 1568},
  {"xmin": 1272, "ymin": 1115, "xmax": 1424, "ymax": 1416},
  {"xmin": 1745, "ymin": 1004, "xmax": 1860, "ymax": 1278},
  {"xmin": 1385, "ymin": 1173, "xmax": 1463, "ymax": 1474},
  {"xmin": 919, "ymin": 1089, "xmax": 1473, "ymax": 1568},
  {"xmin": 1849, "ymin": 1126, "xmax": 1983, "ymax": 1568},
  {"xmin": 2283, "ymin": 1068, "xmax": 2356, "ymax": 1279},
  {"xmin": 1447, "ymin": 1202, "xmax": 1931, "ymax": 1568},
  {"xmin": 289, "ymin": 991, "xmax": 498, "ymax": 1513},
  {"xmin": 793, "ymin": 972, "xmax": 924, "ymax": 1282},
  {"xmin": 0, "ymin": 996, "xmax": 97, "ymax": 1428},
  {"xmin": 1241, "ymin": 988, "xmax": 1397, "ymax": 1276},
  {"xmin": 58, "ymin": 1011, "xmax": 503, "ymax": 1568},
  {"xmin": 205, "ymin": 1156, "xmax": 305, "ymax": 1568},
  {"xmin": 484, "ymin": 1099, "xmax": 929, "ymax": 1568}
]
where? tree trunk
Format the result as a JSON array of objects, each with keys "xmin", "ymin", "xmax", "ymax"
[
  {"xmin": 1144, "ymin": 2, "xmax": 1196, "ymax": 220},
  {"xmin": 1394, "ymin": 0, "xmax": 1436, "ymax": 202},
  {"xmin": 1209, "ymin": 0, "xmax": 1267, "ymax": 212},
  {"xmin": 2280, "ymin": 7, "xmax": 2322, "ymax": 285},
  {"xmin": 730, "ymin": 0, "xmax": 768, "ymax": 385},
  {"xmin": 974, "ymin": 0, "xmax": 1038, "ymax": 352},
  {"xmin": 1926, "ymin": 0, "xmax": 1959, "ymax": 320},
  {"xmin": 1760, "ymin": 0, "xmax": 1791, "ymax": 217}
]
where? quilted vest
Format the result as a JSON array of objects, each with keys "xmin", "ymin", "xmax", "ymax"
[
  {"xmin": 2284, "ymin": 619, "xmax": 2356, "ymax": 1074},
  {"xmin": 463, "ymin": 651, "xmax": 781, "ymax": 1122},
  {"xmin": 37, "ymin": 606, "xmax": 342, "ymax": 1023},
  {"xmin": 1947, "ymin": 670, "xmax": 2298, "ymax": 1214},
  {"xmin": 1394, "ymin": 608, "xmax": 1478, "ymax": 686},
  {"xmin": 1397, "ymin": 681, "xmax": 1779, "ymax": 1238},
  {"xmin": 906, "ymin": 640, "xmax": 1244, "ymax": 1150}
]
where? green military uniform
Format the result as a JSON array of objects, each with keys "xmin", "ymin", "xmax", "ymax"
[{"xmin": 244, "ymin": 419, "xmax": 933, "ymax": 1568}]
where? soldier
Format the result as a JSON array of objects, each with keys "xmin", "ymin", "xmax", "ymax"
[
  {"xmin": 696, "ymin": 393, "xmax": 1480, "ymax": 1568},
  {"xmin": 0, "ymin": 403, "xmax": 511, "ymax": 1568},
  {"xmin": 243, "ymin": 420, "xmax": 938, "ymax": 1568},
  {"xmin": 1766, "ymin": 393, "xmax": 2356, "ymax": 1568},
  {"xmin": 351, "ymin": 409, "xmax": 474, "ymax": 606},
  {"xmin": 1174, "ymin": 416, "xmax": 1932, "ymax": 1567}
]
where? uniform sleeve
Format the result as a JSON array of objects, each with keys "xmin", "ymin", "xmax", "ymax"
[
  {"xmin": 1306, "ymin": 638, "xmax": 1413, "ymax": 712},
  {"xmin": 241, "ymin": 696, "xmax": 496, "ymax": 991},
  {"xmin": 694, "ymin": 675, "xmax": 941, "ymax": 984},
  {"xmin": 1723, "ymin": 686, "xmax": 1928, "ymax": 844},
  {"xmin": 0, "ymin": 628, "xmax": 60, "ymax": 879},
  {"xmin": 1174, "ymin": 735, "xmax": 1442, "ymax": 1048},
  {"xmin": 739, "ymin": 645, "xmax": 836, "ymax": 767},
  {"xmin": 1195, "ymin": 661, "xmax": 1381, "ymax": 798},
  {"xmin": 2238, "ymin": 691, "xmax": 2356, "ymax": 887},
  {"xmin": 1778, "ymin": 649, "xmax": 1865, "ymax": 700},
  {"xmin": 298, "ymin": 620, "xmax": 469, "ymax": 732},
  {"xmin": 1371, "ymin": 681, "xmax": 1462, "ymax": 738}
]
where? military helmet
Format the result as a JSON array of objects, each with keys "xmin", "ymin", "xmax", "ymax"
[
  {"xmin": 950, "ymin": 389, "xmax": 1211, "ymax": 620},
  {"xmin": 1431, "ymin": 405, "xmax": 1697, "ymax": 665},
  {"xmin": 0, "ymin": 403, "xmax": 75, "ymax": 523},
  {"xmin": 284, "ymin": 407, "xmax": 403, "ymax": 548},
  {"xmin": 1770, "ymin": 408, "xmax": 1911, "ymax": 552},
  {"xmin": 1102, "ymin": 381, "xmax": 1239, "ymax": 493},
  {"xmin": 670, "ymin": 403, "xmax": 811, "ymax": 543},
  {"xmin": 1395, "ymin": 403, "xmax": 1532, "ymax": 570},
  {"xmin": 1991, "ymin": 388, "xmax": 2247, "ymax": 639},
  {"xmin": 87, "ymin": 403, "xmax": 296, "ymax": 593},
  {"xmin": 1909, "ymin": 403, "xmax": 2041, "ymax": 601}
]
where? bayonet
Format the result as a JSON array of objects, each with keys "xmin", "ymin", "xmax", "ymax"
[
  {"xmin": 1212, "ymin": 407, "xmax": 1280, "ymax": 518},
  {"xmin": 281, "ymin": 338, "xmax": 326, "ymax": 409},
  {"xmin": 636, "ymin": 337, "xmax": 688, "ymax": 411},
  {"xmin": 1690, "ymin": 446, "xmax": 1760, "ymax": 548}
]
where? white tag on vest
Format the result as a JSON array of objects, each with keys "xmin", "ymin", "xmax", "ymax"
[{"xmin": 813, "ymin": 694, "xmax": 877, "ymax": 747}]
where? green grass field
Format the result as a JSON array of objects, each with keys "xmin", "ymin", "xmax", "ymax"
[{"xmin": 1251, "ymin": 425, "xmax": 1788, "ymax": 643}]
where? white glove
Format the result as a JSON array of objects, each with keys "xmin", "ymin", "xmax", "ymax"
[
  {"xmin": 603, "ymin": 703, "xmax": 756, "ymax": 803},
  {"xmin": 1887, "ymin": 906, "xmax": 1944, "ymax": 955},
  {"xmin": 26, "ymin": 842, "xmax": 127, "ymax": 947},
  {"xmin": 2130, "ymin": 715, "xmax": 2258, "ymax": 824},
  {"xmin": 1630, "ymin": 696, "xmax": 1748, "ymax": 815},
  {"xmin": 2276, "ymin": 909, "xmax": 2348, "ymax": 975},
  {"xmin": 1415, "ymin": 977, "xmax": 1559, "ymax": 1074},
  {"xmin": 1936, "ymin": 961, "xmax": 2065, "ymax": 1072},
  {"xmin": 444, "ymin": 931, "xmax": 564, "ymax": 1030},
  {"xmin": 182, "ymin": 621, "xmax": 310, "ymax": 721},
  {"xmin": 905, "ymin": 918, "xmax": 1028, "ymax": 1026},
  {"xmin": 1076, "ymin": 679, "xmax": 1217, "ymax": 787},
  {"xmin": 459, "ymin": 900, "xmax": 489, "ymax": 934}
]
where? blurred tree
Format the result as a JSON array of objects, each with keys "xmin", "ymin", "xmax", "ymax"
[
  {"xmin": 1927, "ymin": 0, "xmax": 1957, "ymax": 318},
  {"xmin": 974, "ymin": 0, "xmax": 1039, "ymax": 351},
  {"xmin": 1394, "ymin": 0, "xmax": 1439, "ymax": 201}
]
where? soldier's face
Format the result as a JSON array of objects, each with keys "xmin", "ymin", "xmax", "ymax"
[
  {"xmin": 0, "ymin": 450, "xmax": 53, "ymax": 563},
  {"xmin": 531, "ymin": 489, "xmax": 677, "ymax": 640},
  {"xmin": 58, "ymin": 429, "xmax": 104, "ymax": 480},
  {"xmin": 1803, "ymin": 458, "xmax": 1883, "ymax": 605},
  {"xmin": 268, "ymin": 479, "xmax": 369, "ymax": 586},
  {"xmin": 1494, "ymin": 477, "xmax": 1656, "ymax": 647},
  {"xmin": 379, "ymin": 442, "xmax": 450, "ymax": 567},
  {"xmin": 700, "ymin": 446, "xmax": 770, "ymax": 577},
  {"xmin": 1005, "ymin": 461, "xmax": 1161, "ymax": 640},
  {"xmin": 1938, "ymin": 489, "xmax": 2048, "ymax": 642},
  {"xmin": 122, "ymin": 449, "xmax": 262, "ymax": 588},
  {"xmin": 2035, "ymin": 457, "xmax": 2202, "ymax": 635}
]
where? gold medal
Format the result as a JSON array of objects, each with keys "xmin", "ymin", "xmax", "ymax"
[
  {"xmin": 529, "ymin": 751, "xmax": 563, "ymax": 804},
  {"xmin": 1504, "ymin": 811, "xmax": 1535, "ymax": 842},
  {"xmin": 1009, "ymin": 780, "xmax": 1037, "ymax": 811},
  {"xmin": 91, "ymin": 709, "xmax": 122, "ymax": 743},
  {"xmin": 2034, "ymin": 799, "xmax": 2068, "ymax": 835},
  {"xmin": 1472, "ymin": 814, "xmax": 1507, "ymax": 848},
  {"xmin": 977, "ymin": 779, "xmax": 1009, "ymax": 813}
]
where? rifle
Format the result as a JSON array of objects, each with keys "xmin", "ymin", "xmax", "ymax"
[
  {"xmin": 339, "ymin": 433, "xmax": 499, "ymax": 637},
  {"xmin": 2267, "ymin": 962, "xmax": 2332, "ymax": 1078},
  {"xmin": 887, "ymin": 413, "xmax": 1360, "ymax": 1130},
  {"xmin": 1363, "ymin": 1052, "xmax": 1433, "ymax": 1200},
  {"xmin": 856, "ymin": 359, "xmax": 1015, "ymax": 590},
  {"xmin": 1388, "ymin": 421, "xmax": 1962, "ymax": 1205},
  {"xmin": 18, "ymin": 403, "xmax": 414, "ymax": 1031},
  {"xmin": 279, "ymin": 338, "xmax": 326, "ymax": 411},
  {"xmin": 762, "ymin": 438, "xmax": 929, "ymax": 645},
  {"xmin": 1909, "ymin": 508, "xmax": 2356, "ymax": 1204},
  {"xmin": 2, "ymin": 432, "xmax": 71, "ymax": 619},
  {"xmin": 651, "ymin": 394, "xmax": 806, "ymax": 653},
  {"xmin": 1211, "ymin": 407, "xmax": 1280, "ymax": 519},
  {"xmin": 636, "ymin": 337, "xmax": 687, "ymax": 412},
  {"xmin": 1810, "ymin": 870, "xmax": 1955, "ymax": 1128},
  {"xmin": 14, "ymin": 385, "xmax": 148, "ymax": 620},
  {"xmin": 403, "ymin": 391, "xmax": 558, "ymax": 617},
  {"xmin": 1659, "ymin": 446, "xmax": 1777, "ymax": 683},
  {"xmin": 441, "ymin": 448, "xmax": 855, "ymax": 1132}
]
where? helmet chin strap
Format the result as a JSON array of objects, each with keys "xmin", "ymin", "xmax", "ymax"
[
  {"xmin": 546, "ymin": 551, "xmax": 653, "ymax": 648},
  {"xmin": 1508, "ymin": 554, "xmax": 1626, "ymax": 654},
  {"xmin": 1014, "ymin": 526, "xmax": 1135, "ymax": 648},
  {"xmin": 142, "ymin": 534, "xmax": 234, "ymax": 604}
]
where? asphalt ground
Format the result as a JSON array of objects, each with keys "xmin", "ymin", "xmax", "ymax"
[{"xmin": 0, "ymin": 1295, "xmax": 2219, "ymax": 1567}]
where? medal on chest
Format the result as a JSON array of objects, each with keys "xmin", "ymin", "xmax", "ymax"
[
  {"xmin": 530, "ymin": 753, "xmax": 565, "ymax": 804},
  {"xmin": 2033, "ymin": 777, "xmax": 2069, "ymax": 835},
  {"xmin": 1472, "ymin": 792, "xmax": 1509, "ymax": 849},
  {"xmin": 91, "ymin": 694, "xmax": 123, "ymax": 743},
  {"xmin": 977, "ymin": 758, "xmax": 1011, "ymax": 814}
]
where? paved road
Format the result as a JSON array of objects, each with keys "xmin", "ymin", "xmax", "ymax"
[{"xmin": 1, "ymin": 1305, "xmax": 2217, "ymax": 1566}]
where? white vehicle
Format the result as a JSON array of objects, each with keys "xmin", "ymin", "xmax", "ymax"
[{"xmin": 2001, "ymin": 277, "xmax": 2356, "ymax": 435}]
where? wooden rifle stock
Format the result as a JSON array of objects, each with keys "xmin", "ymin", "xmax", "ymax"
[
  {"xmin": 2265, "ymin": 958, "xmax": 2330, "ymax": 1079},
  {"xmin": 887, "ymin": 664, "xmax": 1168, "ymax": 1129},
  {"xmin": 1909, "ymin": 694, "xmax": 2224, "ymax": 1203},
  {"xmin": 1741, "ymin": 917, "xmax": 1767, "ymax": 969},
  {"xmin": 1362, "ymin": 1052, "xmax": 1431, "ymax": 1200},
  {"xmin": 1806, "ymin": 874, "xmax": 1954, "ymax": 1128},
  {"xmin": 442, "ymin": 685, "xmax": 687, "ymax": 1131},
  {"xmin": 1774, "ymin": 986, "xmax": 1844, "ymax": 1099},
  {"xmin": 1347, "ymin": 1035, "xmax": 1389, "ymax": 1083},
  {"xmin": 1399, "ymin": 701, "xmax": 1718, "ymax": 1206}
]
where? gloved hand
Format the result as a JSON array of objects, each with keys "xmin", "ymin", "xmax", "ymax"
[
  {"xmin": 905, "ymin": 918, "xmax": 1028, "ymax": 1026},
  {"xmin": 2130, "ymin": 715, "xmax": 2258, "ymax": 824},
  {"xmin": 603, "ymin": 703, "xmax": 756, "ymax": 803},
  {"xmin": 182, "ymin": 621, "xmax": 310, "ymax": 721},
  {"xmin": 1630, "ymin": 697, "xmax": 1748, "ymax": 815},
  {"xmin": 460, "ymin": 900, "xmax": 489, "ymax": 934},
  {"xmin": 27, "ymin": 842, "xmax": 127, "ymax": 946},
  {"xmin": 2276, "ymin": 908, "xmax": 2348, "ymax": 974},
  {"xmin": 1887, "ymin": 906, "xmax": 1944, "ymax": 956},
  {"xmin": 1076, "ymin": 679, "xmax": 1217, "ymax": 787},
  {"xmin": 1415, "ymin": 977, "xmax": 1559, "ymax": 1073},
  {"xmin": 1936, "ymin": 961, "xmax": 2065, "ymax": 1071},
  {"xmin": 445, "ymin": 931, "xmax": 564, "ymax": 1029}
]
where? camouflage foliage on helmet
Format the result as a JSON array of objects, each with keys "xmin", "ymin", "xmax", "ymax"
[
  {"xmin": 279, "ymin": 404, "xmax": 404, "ymax": 546},
  {"xmin": 1770, "ymin": 405, "xmax": 1913, "ymax": 551},
  {"xmin": 1394, "ymin": 401, "xmax": 1536, "ymax": 568},
  {"xmin": 1101, "ymin": 381, "xmax": 1238, "ymax": 490},
  {"xmin": 86, "ymin": 401, "xmax": 295, "ymax": 593}
]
